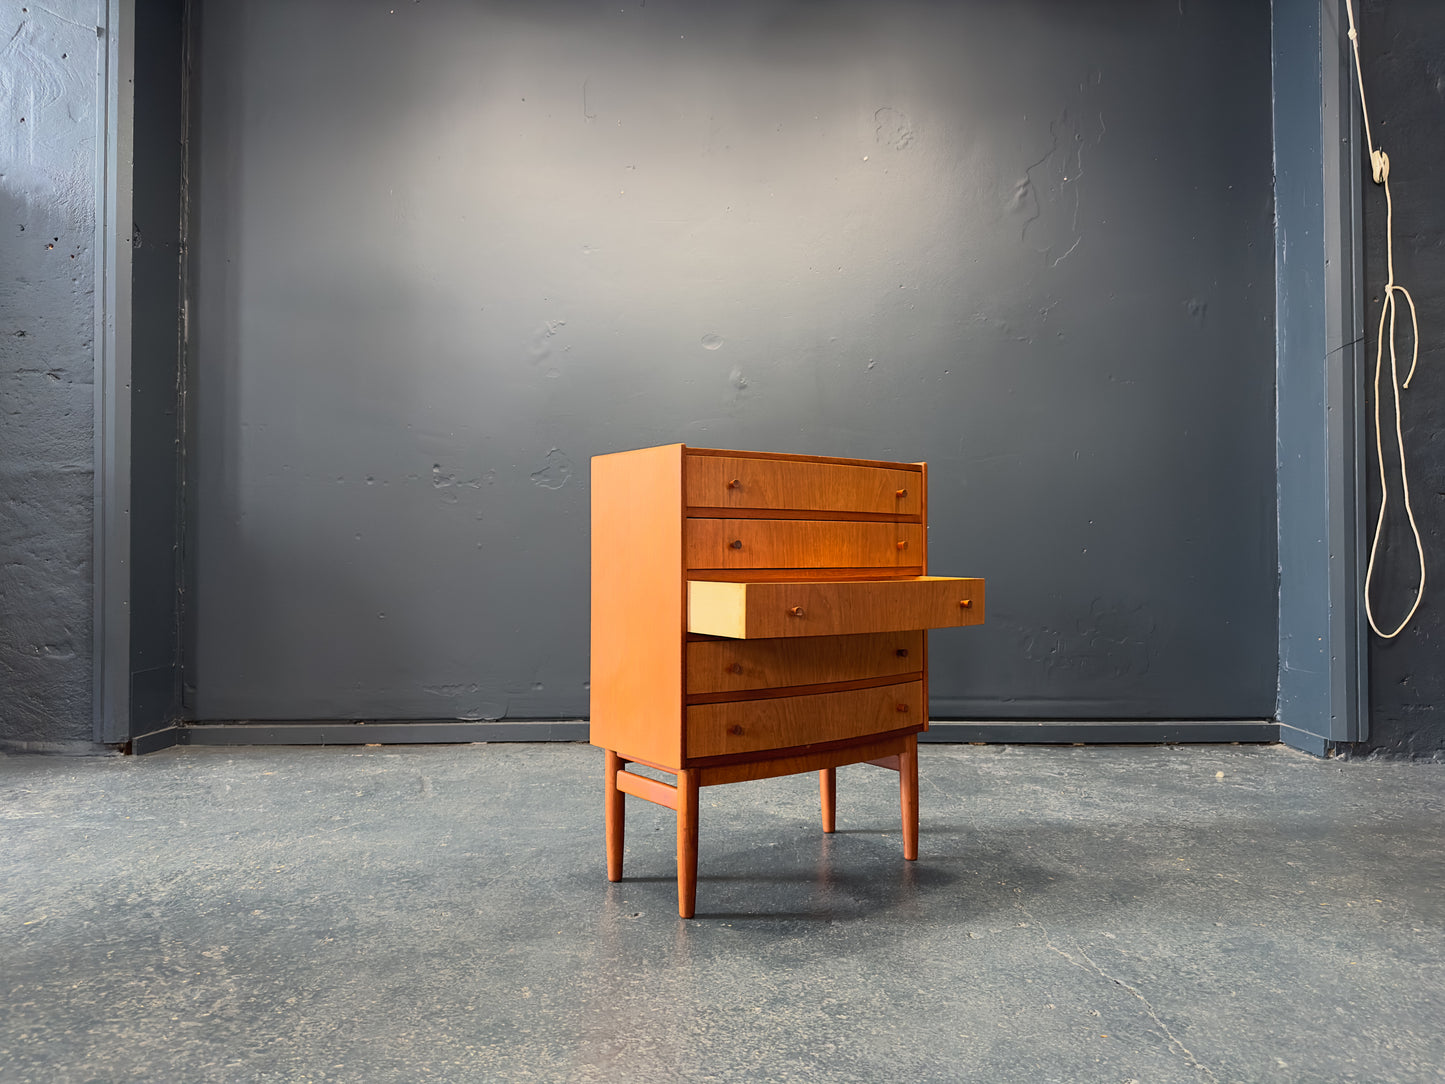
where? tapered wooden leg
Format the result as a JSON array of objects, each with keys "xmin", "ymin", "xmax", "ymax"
[
  {"xmin": 676, "ymin": 768, "xmax": 700, "ymax": 918},
  {"xmin": 605, "ymin": 750, "xmax": 624, "ymax": 882},
  {"xmin": 819, "ymin": 767, "xmax": 837, "ymax": 833},
  {"xmin": 900, "ymin": 735, "xmax": 919, "ymax": 861}
]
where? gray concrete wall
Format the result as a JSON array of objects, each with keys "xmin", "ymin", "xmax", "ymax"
[
  {"xmin": 0, "ymin": 1, "xmax": 102, "ymax": 751},
  {"xmin": 1356, "ymin": 0, "xmax": 1445, "ymax": 757},
  {"xmin": 188, "ymin": 0, "xmax": 1279, "ymax": 723},
  {"xmin": 9, "ymin": 0, "xmax": 1438, "ymax": 755}
]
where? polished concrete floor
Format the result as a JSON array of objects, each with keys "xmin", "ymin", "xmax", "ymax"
[{"xmin": 2, "ymin": 741, "xmax": 1442, "ymax": 1083}]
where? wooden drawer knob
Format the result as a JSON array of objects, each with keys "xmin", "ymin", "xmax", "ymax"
[
  {"xmin": 896, "ymin": 488, "xmax": 907, "ymax": 498},
  {"xmin": 727, "ymin": 478, "xmax": 742, "ymax": 489},
  {"xmin": 895, "ymin": 703, "xmax": 909, "ymax": 713},
  {"xmin": 729, "ymin": 539, "xmax": 743, "ymax": 550},
  {"xmin": 896, "ymin": 648, "xmax": 909, "ymax": 658},
  {"xmin": 727, "ymin": 663, "xmax": 743, "ymax": 675},
  {"xmin": 728, "ymin": 724, "xmax": 745, "ymax": 735},
  {"xmin": 896, "ymin": 540, "xmax": 908, "ymax": 550},
  {"xmin": 789, "ymin": 606, "xmax": 805, "ymax": 618},
  {"xmin": 960, "ymin": 599, "xmax": 973, "ymax": 609}
]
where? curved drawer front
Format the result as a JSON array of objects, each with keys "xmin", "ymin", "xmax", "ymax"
[
  {"xmin": 687, "ymin": 631, "xmax": 924, "ymax": 695},
  {"xmin": 686, "ymin": 681, "xmax": 924, "ymax": 758},
  {"xmin": 686, "ymin": 455, "xmax": 920, "ymax": 516},
  {"xmin": 689, "ymin": 576, "xmax": 985, "ymax": 638},
  {"xmin": 686, "ymin": 519, "xmax": 923, "ymax": 570}
]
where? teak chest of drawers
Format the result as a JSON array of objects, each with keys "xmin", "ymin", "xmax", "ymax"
[{"xmin": 590, "ymin": 444, "xmax": 984, "ymax": 917}]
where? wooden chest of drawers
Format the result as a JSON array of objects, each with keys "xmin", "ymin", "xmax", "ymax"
[{"xmin": 590, "ymin": 444, "xmax": 984, "ymax": 917}]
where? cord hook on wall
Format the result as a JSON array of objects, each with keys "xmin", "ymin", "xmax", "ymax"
[{"xmin": 1347, "ymin": 0, "xmax": 1427, "ymax": 640}]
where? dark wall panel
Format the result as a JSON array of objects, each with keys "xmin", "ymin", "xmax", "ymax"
[
  {"xmin": 189, "ymin": 0, "xmax": 1277, "ymax": 721},
  {"xmin": 1273, "ymin": 0, "xmax": 1328, "ymax": 733},
  {"xmin": 1273, "ymin": 0, "xmax": 1365, "ymax": 752},
  {"xmin": 130, "ymin": 0, "xmax": 186, "ymax": 735},
  {"xmin": 1357, "ymin": 0, "xmax": 1445, "ymax": 756}
]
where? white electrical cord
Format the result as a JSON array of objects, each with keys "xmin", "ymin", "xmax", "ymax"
[{"xmin": 1346, "ymin": 0, "xmax": 1426, "ymax": 638}]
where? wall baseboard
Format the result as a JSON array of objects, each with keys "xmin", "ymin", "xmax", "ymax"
[
  {"xmin": 125, "ymin": 719, "xmax": 1281, "ymax": 754},
  {"xmin": 0, "ymin": 739, "xmax": 126, "ymax": 756},
  {"xmin": 165, "ymin": 720, "xmax": 589, "ymax": 749},
  {"xmin": 921, "ymin": 721, "xmax": 1279, "ymax": 744}
]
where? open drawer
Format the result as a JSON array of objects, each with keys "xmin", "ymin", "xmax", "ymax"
[{"xmin": 688, "ymin": 576, "xmax": 985, "ymax": 638}]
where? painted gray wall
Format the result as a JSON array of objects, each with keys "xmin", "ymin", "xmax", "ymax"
[
  {"xmin": 1272, "ymin": 0, "xmax": 1368, "ymax": 754},
  {"xmin": 1357, "ymin": 0, "xmax": 1445, "ymax": 757},
  {"xmin": 0, "ymin": 2, "xmax": 101, "ymax": 751},
  {"xmin": 129, "ymin": 0, "xmax": 186, "ymax": 736},
  {"xmin": 187, "ymin": 0, "xmax": 1279, "ymax": 723},
  {"xmin": 1272, "ymin": 0, "xmax": 1331, "ymax": 742}
]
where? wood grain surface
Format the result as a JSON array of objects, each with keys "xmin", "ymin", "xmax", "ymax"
[
  {"xmin": 688, "ymin": 576, "xmax": 985, "ymax": 638},
  {"xmin": 685, "ymin": 454, "xmax": 921, "ymax": 516},
  {"xmin": 685, "ymin": 680, "xmax": 924, "ymax": 757},
  {"xmin": 686, "ymin": 519, "xmax": 923, "ymax": 570},
  {"xmin": 686, "ymin": 630, "xmax": 924, "ymax": 694}
]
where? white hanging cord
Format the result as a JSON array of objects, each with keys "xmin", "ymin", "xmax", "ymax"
[{"xmin": 1346, "ymin": 0, "xmax": 1426, "ymax": 639}]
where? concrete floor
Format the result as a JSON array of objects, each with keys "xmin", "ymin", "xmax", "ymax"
[{"xmin": 1, "ymin": 742, "xmax": 1442, "ymax": 1084}]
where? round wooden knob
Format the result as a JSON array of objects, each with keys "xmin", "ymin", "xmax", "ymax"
[
  {"xmin": 726, "ymin": 478, "xmax": 742, "ymax": 489},
  {"xmin": 896, "ymin": 488, "xmax": 907, "ymax": 498},
  {"xmin": 729, "ymin": 539, "xmax": 743, "ymax": 550},
  {"xmin": 895, "ymin": 703, "xmax": 909, "ymax": 713},
  {"xmin": 728, "ymin": 724, "xmax": 745, "ymax": 735},
  {"xmin": 789, "ymin": 606, "xmax": 805, "ymax": 618},
  {"xmin": 896, "ymin": 540, "xmax": 908, "ymax": 550},
  {"xmin": 896, "ymin": 648, "xmax": 909, "ymax": 658},
  {"xmin": 960, "ymin": 599, "xmax": 973, "ymax": 609},
  {"xmin": 727, "ymin": 663, "xmax": 743, "ymax": 675}
]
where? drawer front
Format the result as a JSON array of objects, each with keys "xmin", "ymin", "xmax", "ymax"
[
  {"xmin": 687, "ymin": 631, "xmax": 924, "ymax": 695},
  {"xmin": 686, "ymin": 519, "xmax": 923, "ymax": 570},
  {"xmin": 689, "ymin": 576, "xmax": 984, "ymax": 638},
  {"xmin": 686, "ymin": 455, "xmax": 920, "ymax": 516},
  {"xmin": 686, "ymin": 681, "xmax": 925, "ymax": 758}
]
